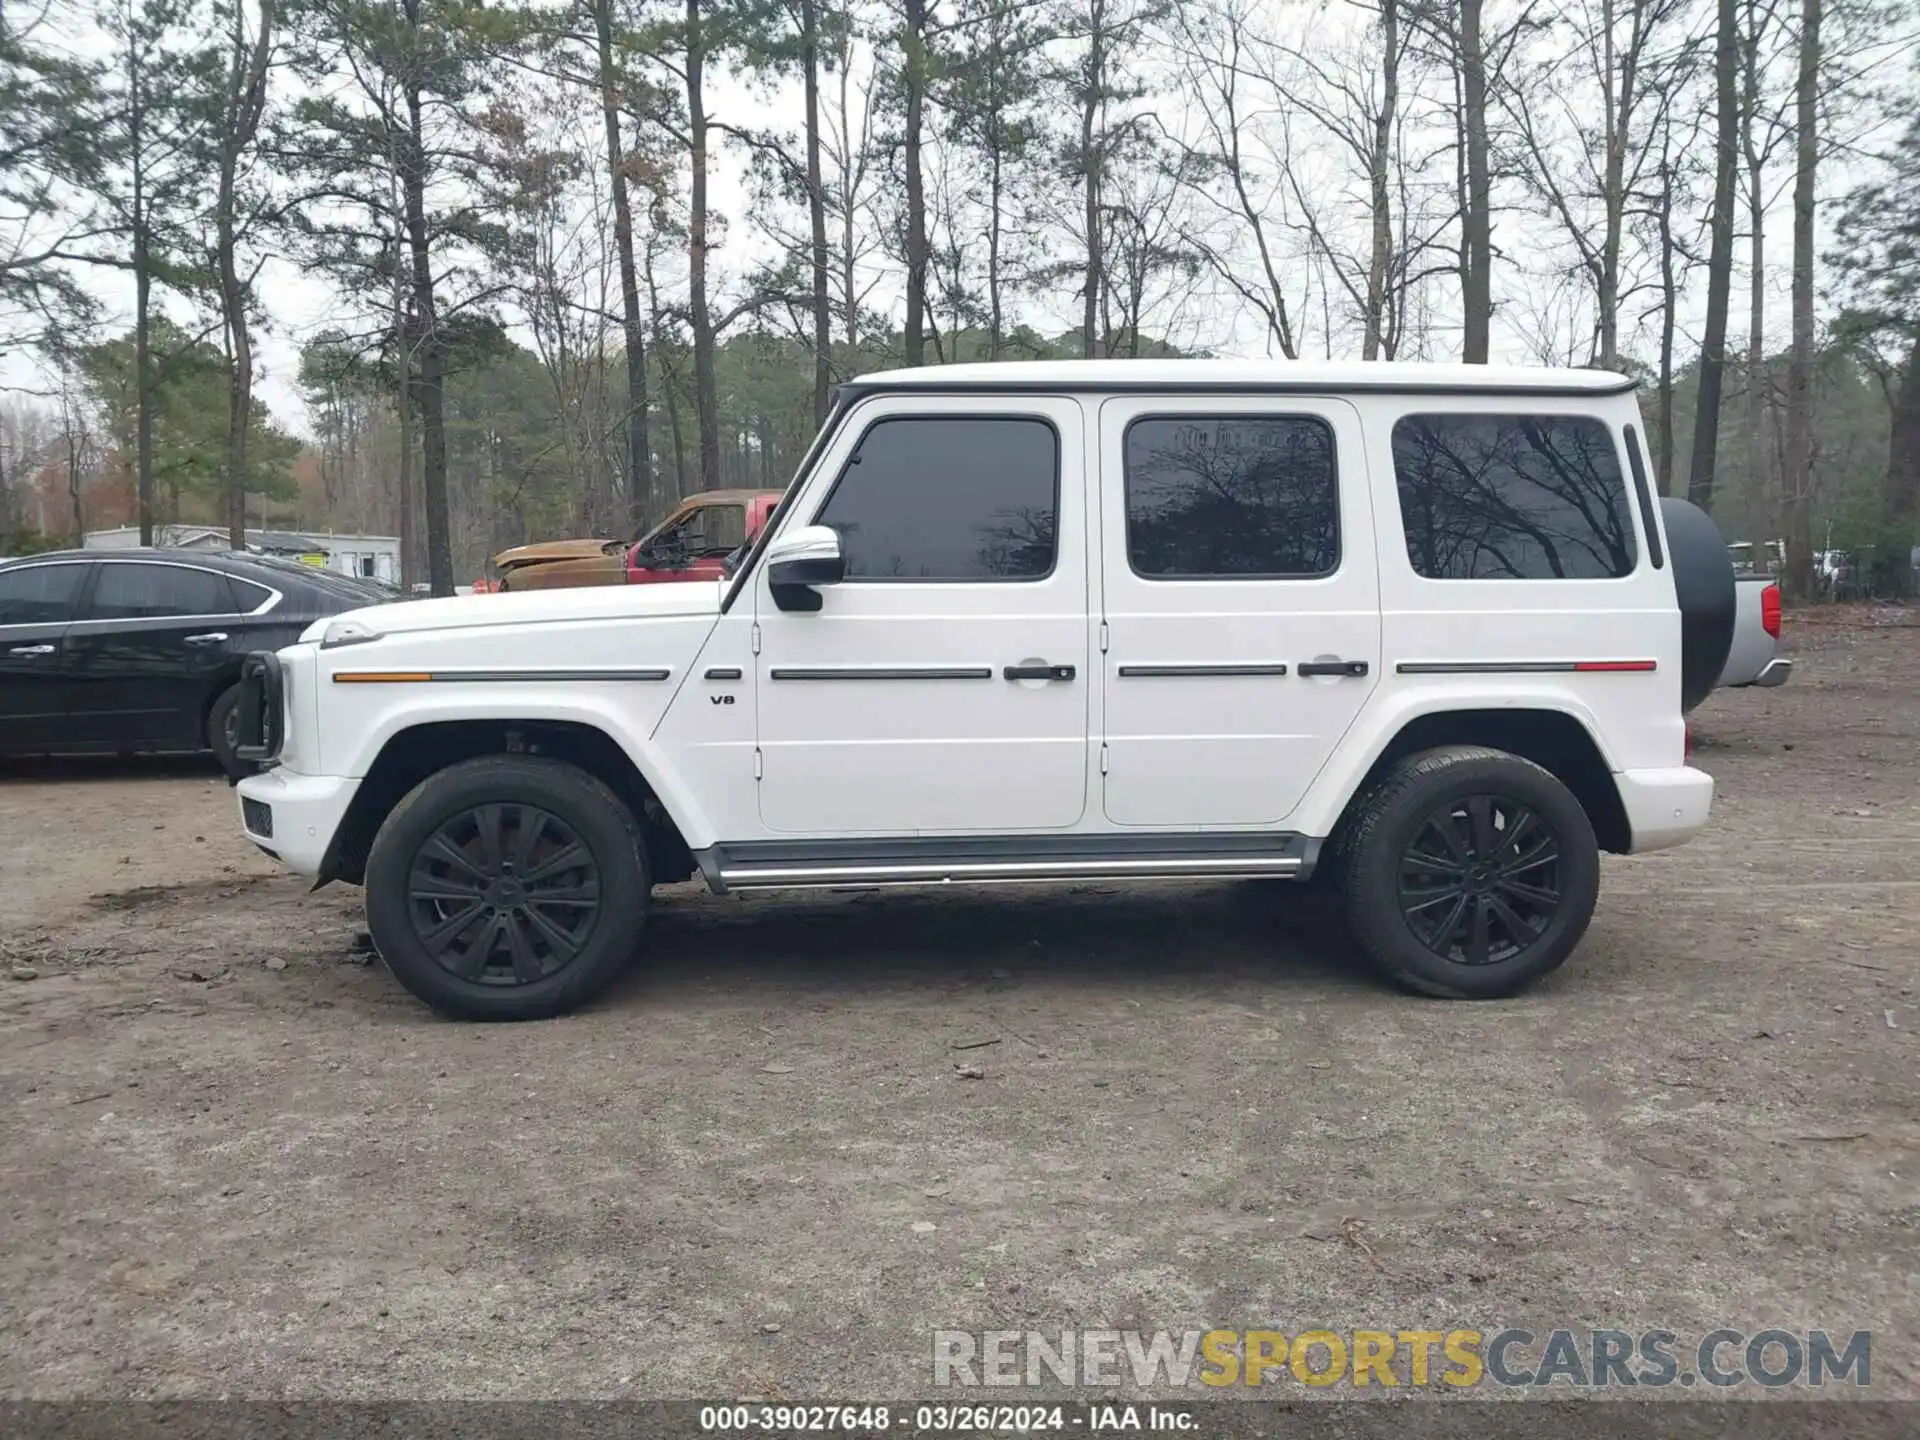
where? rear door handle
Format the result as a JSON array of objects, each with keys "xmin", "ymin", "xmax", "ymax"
[
  {"xmin": 1298, "ymin": 659, "xmax": 1369, "ymax": 678},
  {"xmin": 184, "ymin": 632, "xmax": 229, "ymax": 647},
  {"xmin": 8, "ymin": 644, "xmax": 56, "ymax": 656},
  {"xmin": 1003, "ymin": 663, "xmax": 1076, "ymax": 682}
]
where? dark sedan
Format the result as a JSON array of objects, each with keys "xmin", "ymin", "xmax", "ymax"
[{"xmin": 0, "ymin": 547, "xmax": 390, "ymax": 777}]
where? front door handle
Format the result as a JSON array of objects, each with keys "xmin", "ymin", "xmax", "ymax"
[
  {"xmin": 1003, "ymin": 663, "xmax": 1076, "ymax": 682},
  {"xmin": 8, "ymin": 644, "xmax": 56, "ymax": 656},
  {"xmin": 1298, "ymin": 659, "xmax": 1369, "ymax": 678},
  {"xmin": 183, "ymin": 632, "xmax": 229, "ymax": 647}
]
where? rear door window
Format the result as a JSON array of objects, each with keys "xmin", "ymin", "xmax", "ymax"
[
  {"xmin": 1123, "ymin": 415, "xmax": 1339, "ymax": 578},
  {"xmin": 1391, "ymin": 413, "xmax": 1638, "ymax": 579},
  {"xmin": 85, "ymin": 563, "xmax": 238, "ymax": 620}
]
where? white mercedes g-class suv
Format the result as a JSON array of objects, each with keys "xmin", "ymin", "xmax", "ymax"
[{"xmin": 233, "ymin": 360, "xmax": 1733, "ymax": 1021}]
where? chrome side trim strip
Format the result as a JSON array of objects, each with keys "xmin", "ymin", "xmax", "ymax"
[
  {"xmin": 718, "ymin": 855, "xmax": 1305, "ymax": 887},
  {"xmin": 1117, "ymin": 663, "xmax": 1291, "ymax": 678},
  {"xmin": 768, "ymin": 666, "xmax": 994, "ymax": 681},
  {"xmin": 1396, "ymin": 659, "xmax": 1658, "ymax": 675}
]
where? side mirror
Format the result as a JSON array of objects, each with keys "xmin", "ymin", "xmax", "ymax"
[{"xmin": 765, "ymin": 524, "xmax": 844, "ymax": 612}]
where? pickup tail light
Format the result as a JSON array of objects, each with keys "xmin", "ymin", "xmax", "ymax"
[
  {"xmin": 1761, "ymin": 582, "xmax": 1782, "ymax": 639},
  {"xmin": 1684, "ymin": 724, "xmax": 1693, "ymax": 759}
]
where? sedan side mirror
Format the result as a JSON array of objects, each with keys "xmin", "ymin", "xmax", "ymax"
[{"xmin": 765, "ymin": 524, "xmax": 844, "ymax": 612}]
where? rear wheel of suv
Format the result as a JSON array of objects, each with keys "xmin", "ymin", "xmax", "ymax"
[
  {"xmin": 364, "ymin": 756, "xmax": 649, "ymax": 1021},
  {"xmin": 1340, "ymin": 745, "xmax": 1599, "ymax": 999}
]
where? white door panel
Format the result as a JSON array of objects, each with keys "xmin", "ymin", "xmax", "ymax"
[
  {"xmin": 755, "ymin": 396, "xmax": 1091, "ymax": 836},
  {"xmin": 1097, "ymin": 397, "xmax": 1381, "ymax": 828}
]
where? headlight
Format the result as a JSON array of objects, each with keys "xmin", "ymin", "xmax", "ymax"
[{"xmin": 320, "ymin": 618, "xmax": 384, "ymax": 650}]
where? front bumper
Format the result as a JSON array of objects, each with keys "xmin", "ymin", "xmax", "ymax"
[
  {"xmin": 236, "ymin": 768, "xmax": 359, "ymax": 877},
  {"xmin": 1616, "ymin": 765, "xmax": 1715, "ymax": 853},
  {"xmin": 1751, "ymin": 657, "xmax": 1793, "ymax": 687}
]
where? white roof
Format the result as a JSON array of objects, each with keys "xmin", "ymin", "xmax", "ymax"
[{"xmin": 844, "ymin": 358, "xmax": 1633, "ymax": 393}]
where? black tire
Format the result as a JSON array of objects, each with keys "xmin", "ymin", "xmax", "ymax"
[
  {"xmin": 1659, "ymin": 496, "xmax": 1737, "ymax": 710},
  {"xmin": 1340, "ymin": 745, "xmax": 1599, "ymax": 999},
  {"xmin": 207, "ymin": 683, "xmax": 258, "ymax": 781},
  {"xmin": 364, "ymin": 755, "xmax": 649, "ymax": 1021}
]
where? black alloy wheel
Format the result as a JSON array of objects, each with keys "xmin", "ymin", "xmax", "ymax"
[
  {"xmin": 407, "ymin": 803, "xmax": 602, "ymax": 986},
  {"xmin": 1338, "ymin": 745, "xmax": 1599, "ymax": 999},
  {"xmin": 1396, "ymin": 794, "xmax": 1563, "ymax": 967}
]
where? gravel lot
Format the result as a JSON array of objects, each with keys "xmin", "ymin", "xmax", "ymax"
[{"xmin": 1, "ymin": 611, "xmax": 1915, "ymax": 1401}]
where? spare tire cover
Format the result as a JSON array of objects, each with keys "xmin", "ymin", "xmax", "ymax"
[{"xmin": 1659, "ymin": 496, "xmax": 1736, "ymax": 711}]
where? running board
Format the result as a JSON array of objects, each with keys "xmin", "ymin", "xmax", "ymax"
[{"xmin": 695, "ymin": 833, "xmax": 1320, "ymax": 893}]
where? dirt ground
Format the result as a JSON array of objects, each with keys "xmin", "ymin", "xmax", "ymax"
[{"xmin": 1, "ymin": 611, "xmax": 1916, "ymax": 1402}]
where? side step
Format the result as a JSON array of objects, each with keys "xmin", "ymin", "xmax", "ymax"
[{"xmin": 695, "ymin": 832, "xmax": 1320, "ymax": 893}]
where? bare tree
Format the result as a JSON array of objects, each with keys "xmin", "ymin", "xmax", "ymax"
[
  {"xmin": 1166, "ymin": 0, "xmax": 1305, "ymax": 358},
  {"xmin": 589, "ymin": 0, "xmax": 653, "ymax": 524},
  {"xmin": 1503, "ymin": 0, "xmax": 1692, "ymax": 369},
  {"xmin": 1687, "ymin": 0, "xmax": 1740, "ymax": 512},
  {"xmin": 211, "ymin": 0, "xmax": 274, "ymax": 549},
  {"xmin": 1779, "ymin": 0, "xmax": 1819, "ymax": 598},
  {"xmin": 1737, "ymin": 0, "xmax": 1792, "ymax": 544}
]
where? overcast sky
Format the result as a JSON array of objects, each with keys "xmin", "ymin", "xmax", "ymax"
[{"xmin": 4, "ymin": 0, "xmax": 1897, "ymax": 439}]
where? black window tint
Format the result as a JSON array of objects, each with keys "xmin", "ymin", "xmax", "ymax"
[
  {"xmin": 1124, "ymin": 416, "xmax": 1338, "ymax": 578},
  {"xmin": 228, "ymin": 577, "xmax": 274, "ymax": 612},
  {"xmin": 1393, "ymin": 414, "xmax": 1638, "ymax": 579},
  {"xmin": 0, "ymin": 564, "xmax": 85, "ymax": 624},
  {"xmin": 816, "ymin": 416, "xmax": 1058, "ymax": 580},
  {"xmin": 88, "ymin": 563, "xmax": 236, "ymax": 620}
]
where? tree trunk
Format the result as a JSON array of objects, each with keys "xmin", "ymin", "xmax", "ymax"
[
  {"xmin": 218, "ymin": 0, "xmax": 273, "ymax": 553},
  {"xmin": 399, "ymin": 28, "xmax": 454, "ymax": 597},
  {"xmin": 802, "ymin": 0, "xmax": 831, "ymax": 424},
  {"xmin": 1739, "ymin": 6, "xmax": 1770, "ymax": 545},
  {"xmin": 1459, "ymin": 0, "xmax": 1492, "ymax": 363},
  {"xmin": 686, "ymin": 0, "xmax": 720, "ymax": 490},
  {"xmin": 130, "ymin": 33, "xmax": 154, "ymax": 545},
  {"xmin": 835, "ymin": 49, "xmax": 861, "ymax": 354},
  {"xmin": 1742, "ymin": 183, "xmax": 1770, "ymax": 547},
  {"xmin": 1655, "ymin": 154, "xmax": 1677, "ymax": 492},
  {"xmin": 1363, "ymin": 0, "xmax": 1398, "ymax": 360},
  {"xmin": 902, "ymin": 0, "xmax": 928, "ymax": 366},
  {"xmin": 1780, "ymin": 0, "xmax": 1819, "ymax": 601},
  {"xmin": 1079, "ymin": 0, "xmax": 1103, "ymax": 359},
  {"xmin": 219, "ymin": 228, "xmax": 250, "ymax": 552},
  {"xmin": 1889, "ymin": 332, "xmax": 1920, "ymax": 599},
  {"xmin": 391, "ymin": 186, "xmax": 415, "ymax": 590},
  {"xmin": 986, "ymin": 95, "xmax": 1004, "ymax": 359},
  {"xmin": 594, "ymin": 0, "xmax": 651, "ymax": 528},
  {"xmin": 65, "ymin": 415, "xmax": 84, "ymax": 544},
  {"xmin": 1597, "ymin": 0, "xmax": 1633, "ymax": 371},
  {"xmin": 1687, "ymin": 0, "xmax": 1740, "ymax": 513}
]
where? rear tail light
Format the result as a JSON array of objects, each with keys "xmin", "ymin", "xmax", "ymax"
[
  {"xmin": 1684, "ymin": 724, "xmax": 1694, "ymax": 759},
  {"xmin": 1761, "ymin": 583, "xmax": 1781, "ymax": 639}
]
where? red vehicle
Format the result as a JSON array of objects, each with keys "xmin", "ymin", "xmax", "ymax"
[{"xmin": 626, "ymin": 489, "xmax": 782, "ymax": 585}]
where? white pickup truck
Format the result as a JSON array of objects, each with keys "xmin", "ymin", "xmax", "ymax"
[
  {"xmin": 232, "ymin": 360, "xmax": 1734, "ymax": 1021},
  {"xmin": 1717, "ymin": 573, "xmax": 1791, "ymax": 689}
]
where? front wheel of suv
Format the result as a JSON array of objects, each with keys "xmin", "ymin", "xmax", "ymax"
[
  {"xmin": 1340, "ymin": 745, "xmax": 1600, "ymax": 999},
  {"xmin": 364, "ymin": 755, "xmax": 650, "ymax": 1021}
]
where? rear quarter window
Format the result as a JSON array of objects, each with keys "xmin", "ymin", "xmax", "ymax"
[{"xmin": 1391, "ymin": 413, "xmax": 1639, "ymax": 580}]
